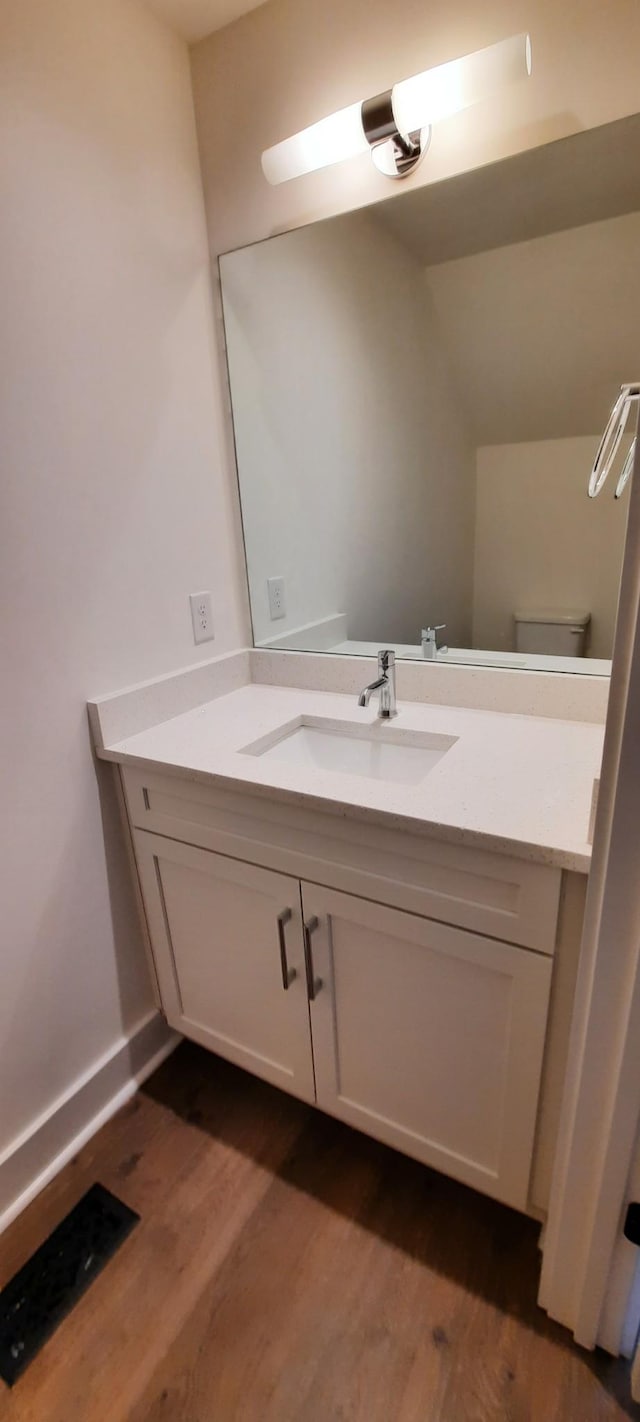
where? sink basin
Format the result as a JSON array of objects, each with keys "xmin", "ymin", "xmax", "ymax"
[{"xmin": 241, "ymin": 716, "xmax": 457, "ymax": 786}]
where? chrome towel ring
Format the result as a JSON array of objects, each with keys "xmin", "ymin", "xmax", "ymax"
[{"xmin": 589, "ymin": 384, "xmax": 639, "ymax": 498}]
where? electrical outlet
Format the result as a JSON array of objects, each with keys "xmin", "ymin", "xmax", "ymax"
[
  {"xmin": 267, "ymin": 576, "xmax": 286, "ymax": 621},
  {"xmin": 189, "ymin": 591, "xmax": 214, "ymax": 644}
]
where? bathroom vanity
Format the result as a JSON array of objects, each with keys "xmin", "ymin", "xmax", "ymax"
[
  {"xmin": 90, "ymin": 655, "xmax": 602, "ymax": 1220},
  {"xmin": 86, "ymin": 113, "xmax": 638, "ymax": 1239}
]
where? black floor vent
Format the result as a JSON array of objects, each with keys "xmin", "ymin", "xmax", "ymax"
[{"xmin": 0, "ymin": 1183, "xmax": 139, "ymax": 1387}]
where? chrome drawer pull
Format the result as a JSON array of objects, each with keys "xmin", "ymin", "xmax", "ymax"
[
  {"xmin": 303, "ymin": 916, "xmax": 322, "ymax": 1001},
  {"xmin": 277, "ymin": 909, "xmax": 296, "ymax": 990}
]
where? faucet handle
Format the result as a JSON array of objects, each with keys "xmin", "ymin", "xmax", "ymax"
[{"xmin": 378, "ymin": 648, "xmax": 395, "ymax": 672}]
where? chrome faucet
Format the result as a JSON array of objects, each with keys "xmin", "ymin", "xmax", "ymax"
[
  {"xmin": 358, "ymin": 649, "xmax": 397, "ymax": 719},
  {"xmin": 422, "ymin": 624, "xmax": 447, "ymax": 660}
]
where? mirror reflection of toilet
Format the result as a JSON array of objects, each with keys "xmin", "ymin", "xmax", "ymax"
[{"xmin": 514, "ymin": 609, "xmax": 591, "ymax": 657}]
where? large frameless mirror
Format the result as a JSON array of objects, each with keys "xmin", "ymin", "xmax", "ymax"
[{"xmin": 220, "ymin": 115, "xmax": 640, "ymax": 675}]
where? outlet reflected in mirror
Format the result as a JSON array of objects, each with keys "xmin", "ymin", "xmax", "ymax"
[{"xmin": 220, "ymin": 116, "xmax": 640, "ymax": 677}]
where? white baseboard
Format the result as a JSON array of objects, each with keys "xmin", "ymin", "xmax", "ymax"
[{"xmin": 0, "ymin": 1011, "xmax": 180, "ymax": 1236}]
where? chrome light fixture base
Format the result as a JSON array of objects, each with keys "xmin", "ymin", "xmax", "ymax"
[
  {"xmin": 362, "ymin": 90, "xmax": 431, "ymax": 179},
  {"xmin": 371, "ymin": 126, "xmax": 432, "ymax": 179}
]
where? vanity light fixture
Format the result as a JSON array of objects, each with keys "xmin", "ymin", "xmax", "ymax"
[{"xmin": 261, "ymin": 33, "xmax": 532, "ymax": 185}]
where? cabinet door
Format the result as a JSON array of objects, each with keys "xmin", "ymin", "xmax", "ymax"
[
  {"xmin": 134, "ymin": 832, "xmax": 315, "ymax": 1103},
  {"xmin": 302, "ymin": 884, "xmax": 552, "ymax": 1210}
]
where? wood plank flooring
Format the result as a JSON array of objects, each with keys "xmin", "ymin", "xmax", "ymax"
[{"xmin": 0, "ymin": 1042, "xmax": 637, "ymax": 1421}]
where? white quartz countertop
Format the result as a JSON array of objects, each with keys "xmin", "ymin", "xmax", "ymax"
[{"xmin": 96, "ymin": 682, "xmax": 603, "ymax": 872}]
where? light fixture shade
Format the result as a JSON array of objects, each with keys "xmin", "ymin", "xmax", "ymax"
[
  {"xmin": 261, "ymin": 101, "xmax": 369, "ymax": 185},
  {"xmin": 392, "ymin": 33, "xmax": 531, "ymax": 134}
]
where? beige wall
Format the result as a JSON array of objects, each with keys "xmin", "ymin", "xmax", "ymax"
[
  {"xmin": 0, "ymin": 0, "xmax": 247, "ymax": 1204},
  {"xmin": 191, "ymin": 0, "xmax": 640, "ymax": 256},
  {"xmin": 473, "ymin": 439, "xmax": 629, "ymax": 657},
  {"xmin": 221, "ymin": 210, "xmax": 475, "ymax": 646}
]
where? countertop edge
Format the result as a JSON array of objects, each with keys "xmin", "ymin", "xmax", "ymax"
[{"xmin": 96, "ymin": 744, "xmax": 591, "ymax": 876}]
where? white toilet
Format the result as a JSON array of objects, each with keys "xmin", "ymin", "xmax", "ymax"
[{"xmin": 514, "ymin": 608, "xmax": 591, "ymax": 657}]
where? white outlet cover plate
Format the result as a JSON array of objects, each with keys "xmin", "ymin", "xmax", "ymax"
[
  {"xmin": 190, "ymin": 591, "xmax": 214, "ymax": 644},
  {"xmin": 267, "ymin": 576, "xmax": 286, "ymax": 621}
]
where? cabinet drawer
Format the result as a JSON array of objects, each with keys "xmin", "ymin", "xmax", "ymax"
[{"xmin": 122, "ymin": 766, "xmax": 561, "ymax": 954}]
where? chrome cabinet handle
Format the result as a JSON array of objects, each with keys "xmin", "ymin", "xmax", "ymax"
[
  {"xmin": 277, "ymin": 909, "xmax": 296, "ymax": 990},
  {"xmin": 303, "ymin": 916, "xmax": 322, "ymax": 1001}
]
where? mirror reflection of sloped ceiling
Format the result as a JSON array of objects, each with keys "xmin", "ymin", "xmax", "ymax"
[{"xmin": 372, "ymin": 115, "xmax": 640, "ymax": 444}]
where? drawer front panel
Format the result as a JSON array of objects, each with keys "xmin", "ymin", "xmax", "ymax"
[{"xmin": 123, "ymin": 767, "xmax": 561, "ymax": 954}]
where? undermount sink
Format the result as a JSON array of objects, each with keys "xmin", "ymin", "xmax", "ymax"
[{"xmin": 241, "ymin": 716, "xmax": 458, "ymax": 786}]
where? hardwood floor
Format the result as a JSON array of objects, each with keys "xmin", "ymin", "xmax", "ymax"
[{"xmin": 0, "ymin": 1042, "xmax": 637, "ymax": 1421}]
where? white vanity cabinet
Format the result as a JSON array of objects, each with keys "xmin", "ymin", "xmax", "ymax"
[{"xmin": 125, "ymin": 767, "xmax": 564, "ymax": 1215}]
